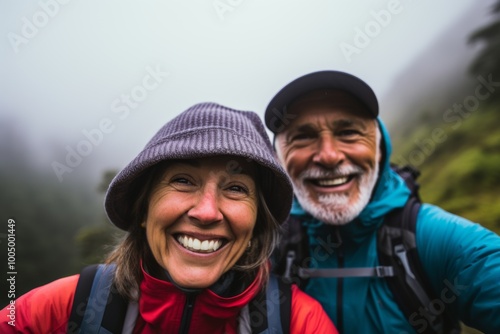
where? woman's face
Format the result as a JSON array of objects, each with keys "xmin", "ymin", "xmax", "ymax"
[{"xmin": 144, "ymin": 157, "xmax": 258, "ymax": 288}]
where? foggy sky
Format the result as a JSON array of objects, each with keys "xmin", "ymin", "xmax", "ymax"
[{"xmin": 0, "ymin": 0, "xmax": 494, "ymax": 184}]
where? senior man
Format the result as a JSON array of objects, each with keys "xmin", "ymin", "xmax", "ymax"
[{"xmin": 265, "ymin": 70, "xmax": 500, "ymax": 334}]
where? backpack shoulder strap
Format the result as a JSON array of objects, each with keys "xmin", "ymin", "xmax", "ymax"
[
  {"xmin": 383, "ymin": 164, "xmax": 461, "ymax": 333},
  {"xmin": 249, "ymin": 274, "xmax": 292, "ymax": 334},
  {"xmin": 68, "ymin": 264, "xmax": 99, "ymax": 333},
  {"xmin": 378, "ymin": 196, "xmax": 460, "ymax": 333},
  {"xmin": 378, "ymin": 198, "xmax": 431, "ymax": 326},
  {"xmin": 276, "ymin": 217, "xmax": 395, "ymax": 281},
  {"xmin": 276, "ymin": 276, "xmax": 292, "ymax": 334},
  {"xmin": 272, "ymin": 216, "xmax": 310, "ymax": 288},
  {"xmin": 390, "ymin": 164, "xmax": 421, "ymax": 193},
  {"xmin": 378, "ymin": 199, "xmax": 440, "ymax": 333},
  {"xmin": 68, "ymin": 264, "xmax": 128, "ymax": 334}
]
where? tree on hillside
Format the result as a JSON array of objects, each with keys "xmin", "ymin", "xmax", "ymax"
[
  {"xmin": 75, "ymin": 169, "xmax": 124, "ymax": 265},
  {"xmin": 0, "ymin": 119, "xmax": 103, "ymax": 307},
  {"xmin": 469, "ymin": 1, "xmax": 500, "ymax": 101}
]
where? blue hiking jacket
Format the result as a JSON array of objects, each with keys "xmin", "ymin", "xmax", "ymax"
[{"xmin": 291, "ymin": 119, "xmax": 500, "ymax": 333}]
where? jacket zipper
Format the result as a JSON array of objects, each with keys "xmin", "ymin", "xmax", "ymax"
[
  {"xmin": 337, "ymin": 247, "xmax": 345, "ymax": 333},
  {"xmin": 333, "ymin": 227, "xmax": 344, "ymax": 334},
  {"xmin": 179, "ymin": 292, "xmax": 197, "ymax": 334}
]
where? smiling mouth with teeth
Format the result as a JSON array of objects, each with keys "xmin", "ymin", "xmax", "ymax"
[
  {"xmin": 310, "ymin": 175, "xmax": 353, "ymax": 187},
  {"xmin": 176, "ymin": 235, "xmax": 224, "ymax": 253}
]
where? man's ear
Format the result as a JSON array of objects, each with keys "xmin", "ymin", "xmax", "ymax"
[{"xmin": 273, "ymin": 133, "xmax": 286, "ymax": 162}]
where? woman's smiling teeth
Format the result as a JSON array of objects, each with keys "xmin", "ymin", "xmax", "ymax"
[{"xmin": 176, "ymin": 235, "xmax": 223, "ymax": 253}]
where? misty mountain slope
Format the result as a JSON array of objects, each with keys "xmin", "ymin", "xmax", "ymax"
[
  {"xmin": 389, "ymin": 84, "xmax": 500, "ymax": 234},
  {"xmin": 383, "ymin": 3, "xmax": 500, "ymax": 234},
  {"xmin": 380, "ymin": 1, "xmax": 494, "ymax": 135}
]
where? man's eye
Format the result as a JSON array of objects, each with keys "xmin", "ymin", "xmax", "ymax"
[
  {"xmin": 291, "ymin": 133, "xmax": 315, "ymax": 141},
  {"xmin": 338, "ymin": 129, "xmax": 360, "ymax": 137}
]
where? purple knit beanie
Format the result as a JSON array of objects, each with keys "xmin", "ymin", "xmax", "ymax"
[{"xmin": 105, "ymin": 102, "xmax": 293, "ymax": 230}]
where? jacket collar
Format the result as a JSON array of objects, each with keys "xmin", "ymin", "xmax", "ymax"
[{"xmin": 138, "ymin": 264, "xmax": 262, "ymax": 331}]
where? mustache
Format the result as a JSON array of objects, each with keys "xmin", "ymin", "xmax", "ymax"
[{"xmin": 298, "ymin": 165, "xmax": 364, "ymax": 180}]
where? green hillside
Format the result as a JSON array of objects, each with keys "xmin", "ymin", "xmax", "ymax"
[{"xmin": 391, "ymin": 105, "xmax": 500, "ymax": 235}]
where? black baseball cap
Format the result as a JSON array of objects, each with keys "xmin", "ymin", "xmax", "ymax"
[{"xmin": 264, "ymin": 70, "xmax": 379, "ymax": 133}]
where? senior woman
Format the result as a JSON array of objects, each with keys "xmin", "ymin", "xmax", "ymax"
[{"xmin": 0, "ymin": 103, "xmax": 337, "ymax": 333}]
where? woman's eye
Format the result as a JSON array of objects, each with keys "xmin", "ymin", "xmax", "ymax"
[
  {"xmin": 227, "ymin": 185, "xmax": 248, "ymax": 194},
  {"xmin": 172, "ymin": 177, "xmax": 191, "ymax": 185}
]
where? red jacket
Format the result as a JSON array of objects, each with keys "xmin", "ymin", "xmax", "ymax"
[{"xmin": 0, "ymin": 268, "xmax": 337, "ymax": 333}]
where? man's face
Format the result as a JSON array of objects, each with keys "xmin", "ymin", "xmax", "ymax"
[{"xmin": 275, "ymin": 90, "xmax": 381, "ymax": 225}]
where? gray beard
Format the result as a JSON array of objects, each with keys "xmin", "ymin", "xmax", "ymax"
[{"xmin": 292, "ymin": 161, "xmax": 380, "ymax": 226}]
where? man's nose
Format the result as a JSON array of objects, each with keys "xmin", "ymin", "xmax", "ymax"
[
  {"xmin": 312, "ymin": 134, "xmax": 344, "ymax": 167},
  {"xmin": 187, "ymin": 186, "xmax": 223, "ymax": 224}
]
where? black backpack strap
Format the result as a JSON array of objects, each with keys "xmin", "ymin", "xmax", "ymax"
[
  {"xmin": 272, "ymin": 216, "xmax": 310, "ymax": 288},
  {"xmin": 276, "ymin": 217, "xmax": 395, "ymax": 280},
  {"xmin": 297, "ymin": 265, "xmax": 394, "ymax": 278},
  {"xmin": 67, "ymin": 264, "xmax": 128, "ymax": 334},
  {"xmin": 379, "ymin": 198, "xmax": 438, "ymax": 332},
  {"xmin": 68, "ymin": 264, "xmax": 99, "ymax": 333},
  {"xmin": 378, "ymin": 197, "xmax": 460, "ymax": 333},
  {"xmin": 390, "ymin": 164, "xmax": 421, "ymax": 196},
  {"xmin": 277, "ymin": 277, "xmax": 292, "ymax": 334},
  {"xmin": 249, "ymin": 274, "xmax": 292, "ymax": 334},
  {"xmin": 100, "ymin": 266, "xmax": 128, "ymax": 334}
]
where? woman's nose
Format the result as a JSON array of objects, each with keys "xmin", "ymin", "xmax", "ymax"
[{"xmin": 187, "ymin": 186, "xmax": 223, "ymax": 224}]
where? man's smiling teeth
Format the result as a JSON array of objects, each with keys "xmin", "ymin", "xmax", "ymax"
[
  {"xmin": 177, "ymin": 235, "xmax": 223, "ymax": 253},
  {"xmin": 316, "ymin": 176, "xmax": 349, "ymax": 187}
]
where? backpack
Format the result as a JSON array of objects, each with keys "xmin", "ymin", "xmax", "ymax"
[
  {"xmin": 67, "ymin": 264, "xmax": 292, "ymax": 334},
  {"xmin": 272, "ymin": 165, "xmax": 461, "ymax": 334}
]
